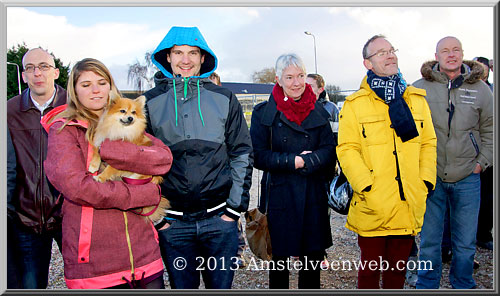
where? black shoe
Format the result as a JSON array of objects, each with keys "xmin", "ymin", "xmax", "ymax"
[
  {"xmin": 477, "ymin": 240, "xmax": 493, "ymax": 250},
  {"xmin": 442, "ymin": 249, "xmax": 452, "ymax": 263}
]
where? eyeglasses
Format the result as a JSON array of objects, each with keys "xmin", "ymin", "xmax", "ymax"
[
  {"xmin": 24, "ymin": 63, "xmax": 55, "ymax": 73},
  {"xmin": 366, "ymin": 49, "xmax": 398, "ymax": 59}
]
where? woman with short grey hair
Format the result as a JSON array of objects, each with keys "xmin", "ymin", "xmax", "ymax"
[{"xmin": 250, "ymin": 53, "xmax": 336, "ymax": 289}]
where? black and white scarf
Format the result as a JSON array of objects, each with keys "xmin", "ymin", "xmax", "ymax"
[{"xmin": 367, "ymin": 70, "xmax": 419, "ymax": 142}]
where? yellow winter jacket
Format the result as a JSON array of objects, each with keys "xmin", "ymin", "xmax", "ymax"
[{"xmin": 337, "ymin": 77, "xmax": 437, "ymax": 237}]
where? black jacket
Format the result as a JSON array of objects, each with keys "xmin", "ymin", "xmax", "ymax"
[
  {"xmin": 7, "ymin": 84, "xmax": 67, "ymax": 233},
  {"xmin": 250, "ymin": 95, "xmax": 335, "ymax": 256}
]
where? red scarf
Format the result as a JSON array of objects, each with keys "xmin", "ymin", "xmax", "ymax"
[{"xmin": 272, "ymin": 83, "xmax": 316, "ymax": 125}]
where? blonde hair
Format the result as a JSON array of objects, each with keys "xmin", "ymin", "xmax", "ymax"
[{"xmin": 52, "ymin": 58, "xmax": 121, "ymax": 141}]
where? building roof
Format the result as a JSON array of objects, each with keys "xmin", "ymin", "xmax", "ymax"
[{"xmin": 221, "ymin": 82, "xmax": 274, "ymax": 95}]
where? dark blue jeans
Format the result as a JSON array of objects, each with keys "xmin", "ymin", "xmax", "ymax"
[
  {"xmin": 7, "ymin": 217, "xmax": 22, "ymax": 289},
  {"xmin": 417, "ymin": 173, "xmax": 481, "ymax": 289},
  {"xmin": 9, "ymin": 218, "xmax": 62, "ymax": 289},
  {"xmin": 158, "ymin": 214, "xmax": 239, "ymax": 289}
]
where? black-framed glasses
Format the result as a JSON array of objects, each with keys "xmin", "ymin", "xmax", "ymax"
[
  {"xmin": 24, "ymin": 63, "xmax": 55, "ymax": 73},
  {"xmin": 366, "ymin": 49, "xmax": 399, "ymax": 59}
]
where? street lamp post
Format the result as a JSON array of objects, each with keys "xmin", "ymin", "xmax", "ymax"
[
  {"xmin": 7, "ymin": 62, "xmax": 22, "ymax": 95},
  {"xmin": 304, "ymin": 31, "xmax": 317, "ymax": 73}
]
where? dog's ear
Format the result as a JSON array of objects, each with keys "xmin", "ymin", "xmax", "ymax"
[
  {"xmin": 109, "ymin": 97, "xmax": 119, "ymax": 106},
  {"xmin": 136, "ymin": 95, "xmax": 146, "ymax": 107}
]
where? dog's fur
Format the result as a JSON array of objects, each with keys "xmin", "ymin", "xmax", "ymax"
[{"xmin": 88, "ymin": 96, "xmax": 170, "ymax": 223}]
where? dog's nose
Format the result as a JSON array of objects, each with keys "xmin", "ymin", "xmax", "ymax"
[{"xmin": 127, "ymin": 116, "xmax": 134, "ymax": 123}]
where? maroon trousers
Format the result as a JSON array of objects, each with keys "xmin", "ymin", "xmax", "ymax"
[{"xmin": 357, "ymin": 235, "xmax": 413, "ymax": 289}]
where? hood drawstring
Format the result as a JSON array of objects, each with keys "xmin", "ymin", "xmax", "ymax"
[
  {"xmin": 197, "ymin": 79, "xmax": 205, "ymax": 127},
  {"xmin": 172, "ymin": 78, "xmax": 205, "ymax": 127},
  {"xmin": 173, "ymin": 80, "xmax": 179, "ymax": 126}
]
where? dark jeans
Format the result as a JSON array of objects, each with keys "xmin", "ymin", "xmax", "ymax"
[
  {"xmin": 357, "ymin": 235, "xmax": 413, "ymax": 289},
  {"xmin": 269, "ymin": 251, "xmax": 324, "ymax": 289},
  {"xmin": 442, "ymin": 197, "xmax": 452, "ymax": 251},
  {"xmin": 7, "ymin": 216, "xmax": 22, "ymax": 289},
  {"xmin": 158, "ymin": 214, "xmax": 239, "ymax": 289},
  {"xmin": 9, "ymin": 218, "xmax": 62, "ymax": 289},
  {"xmin": 477, "ymin": 166, "xmax": 493, "ymax": 243},
  {"xmin": 409, "ymin": 236, "xmax": 419, "ymax": 257},
  {"xmin": 417, "ymin": 174, "xmax": 481, "ymax": 289}
]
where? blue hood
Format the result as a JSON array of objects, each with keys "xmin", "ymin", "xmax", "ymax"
[{"xmin": 151, "ymin": 26, "xmax": 217, "ymax": 79}]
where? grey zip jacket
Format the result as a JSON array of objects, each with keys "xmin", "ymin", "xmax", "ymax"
[{"xmin": 413, "ymin": 60, "xmax": 493, "ymax": 183}]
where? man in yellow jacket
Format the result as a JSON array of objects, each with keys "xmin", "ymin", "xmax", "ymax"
[{"xmin": 337, "ymin": 34, "xmax": 437, "ymax": 289}]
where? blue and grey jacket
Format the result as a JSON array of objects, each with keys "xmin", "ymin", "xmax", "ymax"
[{"xmin": 144, "ymin": 26, "xmax": 253, "ymax": 220}]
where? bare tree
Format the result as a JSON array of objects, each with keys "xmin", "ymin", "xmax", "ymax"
[
  {"xmin": 325, "ymin": 84, "xmax": 347, "ymax": 104},
  {"xmin": 252, "ymin": 67, "xmax": 276, "ymax": 84},
  {"xmin": 127, "ymin": 51, "xmax": 158, "ymax": 91}
]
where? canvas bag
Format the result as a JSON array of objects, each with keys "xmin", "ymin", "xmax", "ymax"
[{"xmin": 244, "ymin": 201, "xmax": 272, "ymax": 261}]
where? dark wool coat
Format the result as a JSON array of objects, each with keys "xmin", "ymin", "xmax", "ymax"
[{"xmin": 250, "ymin": 95, "xmax": 335, "ymax": 257}]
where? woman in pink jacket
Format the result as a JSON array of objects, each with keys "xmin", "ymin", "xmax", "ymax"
[{"xmin": 43, "ymin": 58, "xmax": 173, "ymax": 289}]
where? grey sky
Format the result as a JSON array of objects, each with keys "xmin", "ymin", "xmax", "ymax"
[{"xmin": 6, "ymin": 5, "xmax": 495, "ymax": 92}]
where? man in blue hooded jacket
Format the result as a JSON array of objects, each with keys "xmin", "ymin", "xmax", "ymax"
[{"xmin": 143, "ymin": 26, "xmax": 253, "ymax": 289}]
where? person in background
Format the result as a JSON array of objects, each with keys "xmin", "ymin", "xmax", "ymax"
[
  {"xmin": 42, "ymin": 58, "xmax": 173, "ymax": 289},
  {"xmin": 7, "ymin": 47, "xmax": 67, "ymax": 289},
  {"xmin": 473, "ymin": 56, "xmax": 493, "ymax": 91},
  {"xmin": 306, "ymin": 73, "xmax": 340, "ymax": 132},
  {"xmin": 414, "ymin": 36, "xmax": 493, "ymax": 289},
  {"xmin": 208, "ymin": 71, "xmax": 221, "ymax": 85},
  {"xmin": 250, "ymin": 53, "xmax": 335, "ymax": 289},
  {"xmin": 144, "ymin": 26, "xmax": 253, "ymax": 289},
  {"xmin": 472, "ymin": 56, "xmax": 493, "ymax": 251},
  {"xmin": 337, "ymin": 34, "xmax": 436, "ymax": 289}
]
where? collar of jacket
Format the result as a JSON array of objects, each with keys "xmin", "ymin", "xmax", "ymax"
[
  {"xmin": 420, "ymin": 60, "xmax": 483, "ymax": 84},
  {"xmin": 260, "ymin": 94, "xmax": 328, "ymax": 133},
  {"xmin": 20, "ymin": 84, "xmax": 65, "ymax": 113},
  {"xmin": 40, "ymin": 104, "xmax": 89, "ymax": 133},
  {"xmin": 351, "ymin": 77, "xmax": 426, "ymax": 103},
  {"xmin": 168, "ymin": 76, "xmax": 209, "ymax": 88}
]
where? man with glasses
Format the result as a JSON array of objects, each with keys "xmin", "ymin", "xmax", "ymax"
[
  {"xmin": 336, "ymin": 34, "xmax": 436, "ymax": 289},
  {"xmin": 7, "ymin": 47, "xmax": 66, "ymax": 289},
  {"xmin": 414, "ymin": 36, "xmax": 493, "ymax": 289}
]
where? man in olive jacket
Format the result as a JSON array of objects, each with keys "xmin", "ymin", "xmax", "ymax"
[
  {"xmin": 414, "ymin": 36, "xmax": 493, "ymax": 290},
  {"xmin": 336, "ymin": 35, "xmax": 436, "ymax": 289},
  {"xmin": 7, "ymin": 47, "xmax": 66, "ymax": 289}
]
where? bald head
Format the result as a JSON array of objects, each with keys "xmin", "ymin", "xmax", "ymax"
[
  {"xmin": 434, "ymin": 36, "xmax": 464, "ymax": 80},
  {"xmin": 21, "ymin": 47, "xmax": 59, "ymax": 103},
  {"xmin": 22, "ymin": 48, "xmax": 55, "ymax": 68},
  {"xmin": 436, "ymin": 36, "xmax": 462, "ymax": 54}
]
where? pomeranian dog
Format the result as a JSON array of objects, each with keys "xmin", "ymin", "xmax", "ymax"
[{"xmin": 88, "ymin": 96, "xmax": 170, "ymax": 224}]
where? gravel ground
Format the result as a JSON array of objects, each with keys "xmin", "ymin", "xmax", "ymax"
[{"xmin": 47, "ymin": 169, "xmax": 494, "ymax": 290}]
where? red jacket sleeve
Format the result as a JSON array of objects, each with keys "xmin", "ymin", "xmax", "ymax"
[
  {"xmin": 44, "ymin": 123, "xmax": 161, "ymax": 210},
  {"xmin": 99, "ymin": 133, "xmax": 173, "ymax": 176}
]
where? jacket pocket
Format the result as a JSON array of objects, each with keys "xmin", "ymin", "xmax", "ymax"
[
  {"xmin": 408, "ymin": 113, "xmax": 424, "ymax": 143},
  {"xmin": 359, "ymin": 114, "xmax": 387, "ymax": 145},
  {"xmin": 469, "ymin": 132, "xmax": 480, "ymax": 157},
  {"xmin": 267, "ymin": 173, "xmax": 287, "ymax": 210}
]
